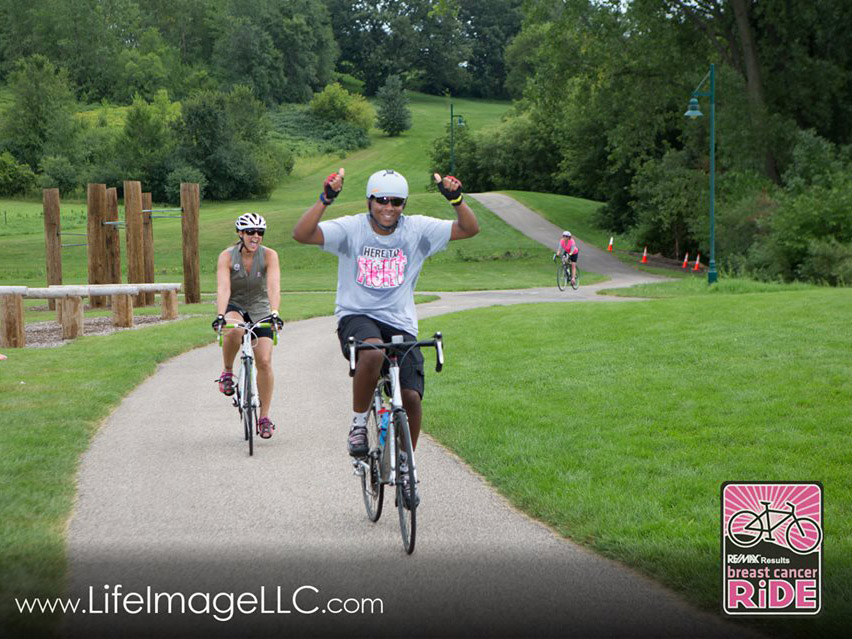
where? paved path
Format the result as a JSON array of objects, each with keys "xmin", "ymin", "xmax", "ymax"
[{"xmin": 64, "ymin": 196, "xmax": 754, "ymax": 638}]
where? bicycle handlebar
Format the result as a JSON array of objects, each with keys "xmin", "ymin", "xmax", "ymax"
[{"xmin": 347, "ymin": 332, "xmax": 444, "ymax": 377}]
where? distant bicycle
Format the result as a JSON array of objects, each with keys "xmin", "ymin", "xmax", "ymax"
[
  {"xmin": 554, "ymin": 254, "xmax": 579, "ymax": 291},
  {"xmin": 348, "ymin": 332, "xmax": 444, "ymax": 555},
  {"xmin": 727, "ymin": 500, "xmax": 822, "ymax": 555},
  {"xmin": 216, "ymin": 318, "xmax": 278, "ymax": 456}
]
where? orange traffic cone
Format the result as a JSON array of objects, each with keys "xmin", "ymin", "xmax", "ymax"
[
  {"xmin": 693, "ymin": 253, "xmax": 701, "ymax": 271},
  {"xmin": 607, "ymin": 237, "xmax": 613, "ymax": 252},
  {"xmin": 682, "ymin": 252, "xmax": 689, "ymax": 269},
  {"xmin": 640, "ymin": 247, "xmax": 648, "ymax": 264}
]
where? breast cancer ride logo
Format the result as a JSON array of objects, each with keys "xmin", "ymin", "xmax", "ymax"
[{"xmin": 722, "ymin": 482, "xmax": 822, "ymax": 616}]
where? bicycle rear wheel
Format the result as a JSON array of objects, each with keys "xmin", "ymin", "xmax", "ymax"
[
  {"xmin": 394, "ymin": 409, "xmax": 417, "ymax": 554},
  {"xmin": 556, "ymin": 262, "xmax": 567, "ymax": 291},
  {"xmin": 361, "ymin": 400, "xmax": 384, "ymax": 522},
  {"xmin": 243, "ymin": 361, "xmax": 254, "ymax": 456}
]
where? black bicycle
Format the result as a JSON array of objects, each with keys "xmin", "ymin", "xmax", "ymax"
[
  {"xmin": 217, "ymin": 319, "xmax": 277, "ymax": 456},
  {"xmin": 555, "ymin": 253, "xmax": 579, "ymax": 291},
  {"xmin": 348, "ymin": 333, "xmax": 444, "ymax": 554}
]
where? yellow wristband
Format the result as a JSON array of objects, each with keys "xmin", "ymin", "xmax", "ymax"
[{"xmin": 449, "ymin": 195, "xmax": 463, "ymax": 206}]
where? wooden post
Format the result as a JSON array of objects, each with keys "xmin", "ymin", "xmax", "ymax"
[
  {"xmin": 161, "ymin": 289, "xmax": 179, "ymax": 320},
  {"xmin": 141, "ymin": 192, "xmax": 155, "ymax": 306},
  {"xmin": 105, "ymin": 187, "xmax": 122, "ymax": 285},
  {"xmin": 1, "ymin": 293, "xmax": 25, "ymax": 348},
  {"xmin": 124, "ymin": 181, "xmax": 146, "ymax": 307},
  {"xmin": 86, "ymin": 183, "xmax": 109, "ymax": 308},
  {"xmin": 43, "ymin": 189, "xmax": 62, "ymax": 311},
  {"xmin": 180, "ymin": 183, "xmax": 200, "ymax": 304},
  {"xmin": 60, "ymin": 296, "xmax": 84, "ymax": 340},
  {"xmin": 111, "ymin": 294, "xmax": 134, "ymax": 328}
]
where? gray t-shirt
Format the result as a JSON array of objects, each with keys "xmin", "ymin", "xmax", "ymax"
[{"xmin": 319, "ymin": 213, "xmax": 453, "ymax": 335}]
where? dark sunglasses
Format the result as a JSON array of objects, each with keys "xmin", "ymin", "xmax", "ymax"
[
  {"xmin": 372, "ymin": 196, "xmax": 406, "ymax": 207},
  {"xmin": 242, "ymin": 228, "xmax": 265, "ymax": 236}
]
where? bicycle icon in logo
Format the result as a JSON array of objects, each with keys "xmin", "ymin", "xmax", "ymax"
[{"xmin": 727, "ymin": 500, "xmax": 822, "ymax": 555}]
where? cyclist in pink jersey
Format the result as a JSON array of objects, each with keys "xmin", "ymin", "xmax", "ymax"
[{"xmin": 557, "ymin": 230, "xmax": 579, "ymax": 286}]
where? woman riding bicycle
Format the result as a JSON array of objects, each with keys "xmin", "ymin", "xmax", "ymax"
[
  {"xmin": 557, "ymin": 230, "xmax": 579, "ymax": 287},
  {"xmin": 292, "ymin": 168, "xmax": 479, "ymax": 496},
  {"xmin": 212, "ymin": 213, "xmax": 283, "ymax": 439}
]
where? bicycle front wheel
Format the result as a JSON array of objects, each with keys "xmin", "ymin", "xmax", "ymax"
[
  {"xmin": 361, "ymin": 401, "xmax": 384, "ymax": 522},
  {"xmin": 556, "ymin": 262, "xmax": 567, "ymax": 291},
  {"xmin": 243, "ymin": 362, "xmax": 254, "ymax": 457},
  {"xmin": 394, "ymin": 409, "xmax": 417, "ymax": 555}
]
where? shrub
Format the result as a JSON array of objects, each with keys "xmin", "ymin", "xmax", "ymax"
[
  {"xmin": 269, "ymin": 105, "xmax": 369, "ymax": 155},
  {"xmin": 310, "ymin": 82, "xmax": 375, "ymax": 132},
  {"xmin": 164, "ymin": 165, "xmax": 207, "ymax": 205},
  {"xmin": 797, "ymin": 238, "xmax": 852, "ymax": 286},
  {"xmin": 40, "ymin": 155, "xmax": 79, "ymax": 195},
  {"xmin": 0, "ymin": 151, "xmax": 38, "ymax": 196}
]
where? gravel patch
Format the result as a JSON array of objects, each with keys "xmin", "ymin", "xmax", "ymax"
[{"xmin": 24, "ymin": 315, "xmax": 190, "ymax": 349}]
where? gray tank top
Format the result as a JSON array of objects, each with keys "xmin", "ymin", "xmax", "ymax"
[{"xmin": 228, "ymin": 244, "xmax": 270, "ymax": 319}]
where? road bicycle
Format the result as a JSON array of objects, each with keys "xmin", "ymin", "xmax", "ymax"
[
  {"xmin": 727, "ymin": 500, "xmax": 822, "ymax": 555},
  {"xmin": 217, "ymin": 318, "xmax": 277, "ymax": 456},
  {"xmin": 554, "ymin": 254, "xmax": 579, "ymax": 291},
  {"xmin": 348, "ymin": 332, "xmax": 444, "ymax": 554}
]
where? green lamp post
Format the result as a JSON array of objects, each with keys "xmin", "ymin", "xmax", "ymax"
[
  {"xmin": 685, "ymin": 63, "xmax": 718, "ymax": 284},
  {"xmin": 449, "ymin": 102, "xmax": 466, "ymax": 175}
]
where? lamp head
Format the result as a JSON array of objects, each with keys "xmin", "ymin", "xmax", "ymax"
[{"xmin": 684, "ymin": 97, "xmax": 703, "ymax": 119}]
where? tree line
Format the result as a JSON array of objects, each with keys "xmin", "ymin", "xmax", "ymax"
[
  {"xmin": 0, "ymin": 0, "xmax": 521, "ymax": 104},
  {"xmin": 429, "ymin": 0, "xmax": 852, "ymax": 285}
]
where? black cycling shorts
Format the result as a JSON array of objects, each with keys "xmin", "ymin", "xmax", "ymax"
[
  {"xmin": 563, "ymin": 252, "xmax": 578, "ymax": 263},
  {"xmin": 225, "ymin": 303, "xmax": 274, "ymax": 340},
  {"xmin": 337, "ymin": 314, "xmax": 425, "ymax": 398}
]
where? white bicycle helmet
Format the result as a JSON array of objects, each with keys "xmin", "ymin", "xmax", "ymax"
[
  {"xmin": 365, "ymin": 169, "xmax": 409, "ymax": 200},
  {"xmin": 562, "ymin": 230, "xmax": 572, "ymax": 237},
  {"xmin": 235, "ymin": 212, "xmax": 267, "ymax": 231}
]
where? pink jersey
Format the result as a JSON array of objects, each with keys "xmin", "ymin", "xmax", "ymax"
[{"xmin": 560, "ymin": 237, "xmax": 578, "ymax": 255}]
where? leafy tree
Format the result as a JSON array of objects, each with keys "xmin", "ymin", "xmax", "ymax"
[
  {"xmin": 222, "ymin": 0, "xmax": 338, "ymax": 103},
  {"xmin": 458, "ymin": 0, "xmax": 523, "ymax": 99},
  {"xmin": 114, "ymin": 92, "xmax": 178, "ymax": 200},
  {"xmin": 213, "ymin": 18, "xmax": 286, "ymax": 105},
  {"xmin": 173, "ymin": 87, "xmax": 288, "ymax": 200},
  {"xmin": 115, "ymin": 28, "xmax": 182, "ymax": 102},
  {"xmin": 0, "ymin": 54, "xmax": 76, "ymax": 170},
  {"xmin": 375, "ymin": 75, "xmax": 411, "ymax": 136}
]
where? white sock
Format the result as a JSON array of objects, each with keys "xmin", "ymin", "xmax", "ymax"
[{"xmin": 351, "ymin": 410, "xmax": 369, "ymax": 428}]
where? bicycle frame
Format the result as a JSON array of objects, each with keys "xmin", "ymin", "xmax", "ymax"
[
  {"xmin": 747, "ymin": 501, "xmax": 805, "ymax": 540},
  {"xmin": 351, "ymin": 335, "xmax": 443, "ymax": 486},
  {"xmin": 217, "ymin": 320, "xmax": 277, "ymax": 455}
]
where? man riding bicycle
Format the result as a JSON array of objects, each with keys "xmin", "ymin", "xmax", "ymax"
[
  {"xmin": 556, "ymin": 230, "xmax": 579, "ymax": 287},
  {"xmin": 212, "ymin": 213, "xmax": 284, "ymax": 439},
  {"xmin": 292, "ymin": 168, "xmax": 479, "ymax": 496}
]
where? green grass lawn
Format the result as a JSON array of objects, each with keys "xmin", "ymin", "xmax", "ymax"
[{"xmin": 420, "ymin": 288, "xmax": 851, "ymax": 638}]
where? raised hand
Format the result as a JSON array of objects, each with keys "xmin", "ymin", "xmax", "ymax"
[
  {"xmin": 321, "ymin": 167, "xmax": 345, "ymax": 205},
  {"xmin": 433, "ymin": 173, "xmax": 463, "ymax": 205}
]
